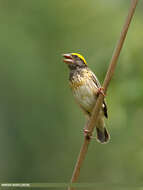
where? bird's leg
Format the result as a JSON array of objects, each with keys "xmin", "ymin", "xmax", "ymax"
[
  {"xmin": 83, "ymin": 120, "xmax": 91, "ymax": 140},
  {"xmin": 83, "ymin": 128, "xmax": 97, "ymax": 140},
  {"xmin": 83, "ymin": 128, "xmax": 91, "ymax": 140},
  {"xmin": 83, "ymin": 120, "xmax": 97, "ymax": 140},
  {"xmin": 97, "ymin": 87, "xmax": 106, "ymax": 97}
]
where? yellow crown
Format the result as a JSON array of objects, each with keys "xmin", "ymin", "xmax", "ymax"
[{"xmin": 72, "ymin": 53, "xmax": 87, "ymax": 65}]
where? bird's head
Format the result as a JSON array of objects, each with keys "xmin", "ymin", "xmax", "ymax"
[{"xmin": 63, "ymin": 53, "xmax": 87, "ymax": 70}]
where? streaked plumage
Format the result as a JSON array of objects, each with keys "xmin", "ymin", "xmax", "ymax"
[{"xmin": 63, "ymin": 53, "xmax": 110, "ymax": 143}]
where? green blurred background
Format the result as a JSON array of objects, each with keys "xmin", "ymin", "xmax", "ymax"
[{"xmin": 0, "ymin": 0, "xmax": 143, "ymax": 189}]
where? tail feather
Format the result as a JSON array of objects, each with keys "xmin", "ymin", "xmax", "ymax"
[{"xmin": 96, "ymin": 127, "xmax": 110, "ymax": 144}]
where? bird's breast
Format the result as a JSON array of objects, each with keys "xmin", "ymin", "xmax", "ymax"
[{"xmin": 70, "ymin": 78, "xmax": 98, "ymax": 113}]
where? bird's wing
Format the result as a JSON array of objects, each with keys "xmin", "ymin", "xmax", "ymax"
[
  {"xmin": 103, "ymin": 100, "xmax": 108, "ymax": 118},
  {"xmin": 91, "ymin": 71, "xmax": 108, "ymax": 118},
  {"xmin": 91, "ymin": 71, "xmax": 101, "ymax": 88}
]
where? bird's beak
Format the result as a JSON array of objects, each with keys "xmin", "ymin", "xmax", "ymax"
[{"xmin": 63, "ymin": 53, "xmax": 74, "ymax": 64}]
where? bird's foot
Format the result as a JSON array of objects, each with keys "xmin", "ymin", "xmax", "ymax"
[
  {"xmin": 83, "ymin": 128, "xmax": 96, "ymax": 140},
  {"xmin": 97, "ymin": 87, "xmax": 106, "ymax": 97}
]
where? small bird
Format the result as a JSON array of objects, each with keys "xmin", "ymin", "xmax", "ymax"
[{"xmin": 63, "ymin": 53, "xmax": 110, "ymax": 144}]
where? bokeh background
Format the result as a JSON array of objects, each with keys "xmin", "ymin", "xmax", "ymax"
[{"xmin": 0, "ymin": 0, "xmax": 143, "ymax": 189}]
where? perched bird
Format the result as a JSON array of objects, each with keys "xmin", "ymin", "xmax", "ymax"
[{"xmin": 63, "ymin": 53, "xmax": 110, "ymax": 144}]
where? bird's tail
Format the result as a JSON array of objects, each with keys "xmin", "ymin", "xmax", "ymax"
[{"xmin": 96, "ymin": 127, "xmax": 110, "ymax": 144}]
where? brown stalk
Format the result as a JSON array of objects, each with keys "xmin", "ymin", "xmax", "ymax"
[{"xmin": 68, "ymin": 0, "xmax": 138, "ymax": 190}]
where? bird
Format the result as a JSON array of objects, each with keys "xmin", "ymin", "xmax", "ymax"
[{"xmin": 63, "ymin": 53, "xmax": 110, "ymax": 144}]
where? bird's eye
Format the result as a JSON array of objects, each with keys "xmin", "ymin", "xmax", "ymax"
[{"xmin": 73, "ymin": 55, "xmax": 78, "ymax": 58}]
